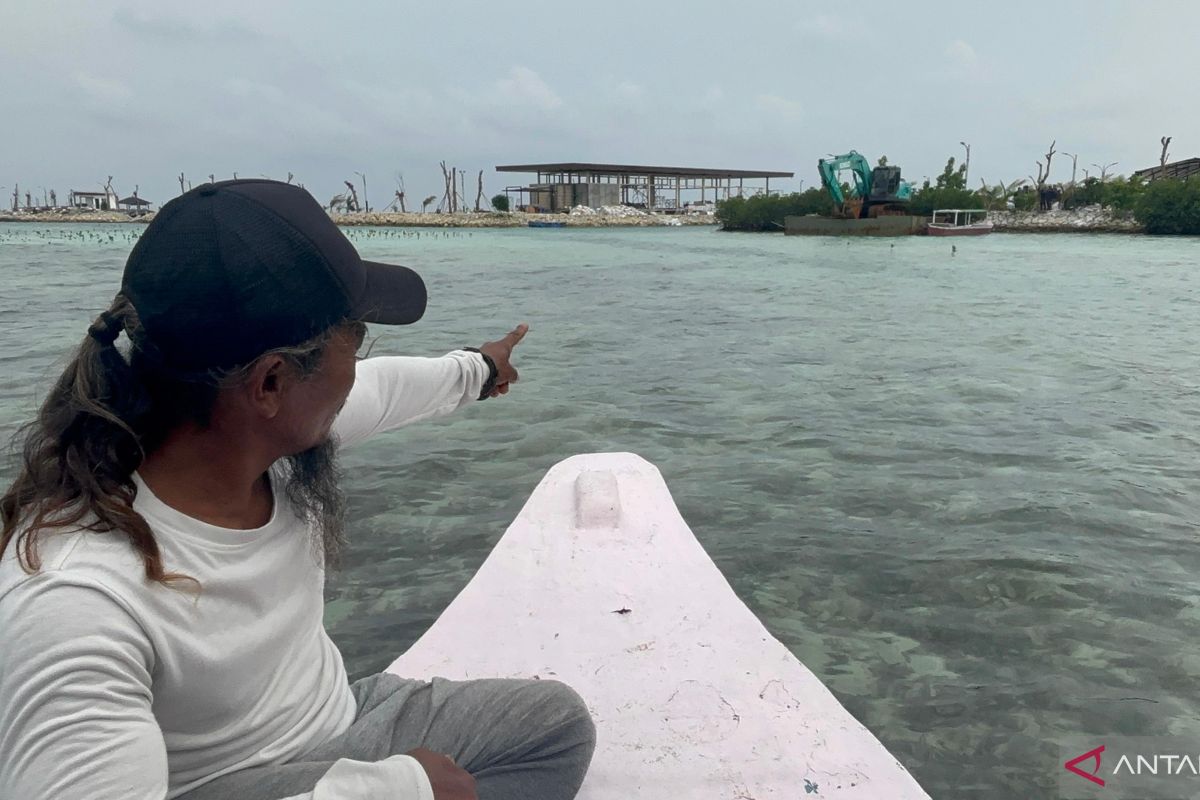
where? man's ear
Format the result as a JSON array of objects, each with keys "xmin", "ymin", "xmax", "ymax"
[{"xmin": 245, "ymin": 355, "xmax": 291, "ymax": 419}]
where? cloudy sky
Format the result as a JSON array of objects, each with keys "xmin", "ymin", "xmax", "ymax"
[{"xmin": 1, "ymin": 0, "xmax": 1195, "ymax": 208}]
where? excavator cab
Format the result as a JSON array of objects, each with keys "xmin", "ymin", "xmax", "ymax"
[
  {"xmin": 863, "ymin": 165, "xmax": 914, "ymax": 217},
  {"xmin": 868, "ymin": 166, "xmax": 904, "ymax": 202}
]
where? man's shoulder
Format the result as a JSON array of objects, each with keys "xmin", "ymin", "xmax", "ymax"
[{"xmin": 0, "ymin": 523, "xmax": 145, "ymax": 608}]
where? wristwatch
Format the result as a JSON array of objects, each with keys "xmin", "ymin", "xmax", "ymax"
[{"xmin": 462, "ymin": 347, "xmax": 499, "ymax": 400}]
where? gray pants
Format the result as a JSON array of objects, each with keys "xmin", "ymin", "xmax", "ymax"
[{"xmin": 178, "ymin": 673, "xmax": 597, "ymax": 800}]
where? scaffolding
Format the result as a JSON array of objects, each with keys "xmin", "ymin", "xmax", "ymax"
[{"xmin": 496, "ymin": 162, "xmax": 794, "ymax": 212}]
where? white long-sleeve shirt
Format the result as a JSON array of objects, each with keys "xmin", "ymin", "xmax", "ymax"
[{"xmin": 0, "ymin": 351, "xmax": 490, "ymax": 800}]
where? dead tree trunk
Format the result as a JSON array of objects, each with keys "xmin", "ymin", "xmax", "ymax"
[
  {"xmin": 1042, "ymin": 140, "xmax": 1056, "ymax": 184},
  {"xmin": 1030, "ymin": 140, "xmax": 1058, "ymax": 212},
  {"xmin": 439, "ymin": 162, "xmax": 452, "ymax": 212},
  {"xmin": 1160, "ymin": 136, "xmax": 1172, "ymax": 177},
  {"xmin": 392, "ymin": 174, "xmax": 407, "ymax": 212},
  {"xmin": 475, "ymin": 170, "xmax": 484, "ymax": 212},
  {"xmin": 343, "ymin": 180, "xmax": 359, "ymax": 212}
]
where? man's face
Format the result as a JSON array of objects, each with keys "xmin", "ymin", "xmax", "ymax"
[{"xmin": 278, "ymin": 323, "xmax": 364, "ymax": 453}]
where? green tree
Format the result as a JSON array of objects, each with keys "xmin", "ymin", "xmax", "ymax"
[
  {"xmin": 1062, "ymin": 177, "xmax": 1105, "ymax": 209},
  {"xmin": 1103, "ymin": 176, "xmax": 1145, "ymax": 213},
  {"xmin": 1012, "ymin": 188, "xmax": 1037, "ymax": 211},
  {"xmin": 1134, "ymin": 179, "xmax": 1200, "ymax": 234},
  {"xmin": 908, "ymin": 186, "xmax": 978, "ymax": 216},
  {"xmin": 934, "ymin": 157, "xmax": 968, "ymax": 190},
  {"xmin": 716, "ymin": 188, "xmax": 834, "ymax": 231},
  {"xmin": 490, "ymin": 193, "xmax": 510, "ymax": 212},
  {"xmin": 1062, "ymin": 176, "xmax": 1145, "ymax": 212}
]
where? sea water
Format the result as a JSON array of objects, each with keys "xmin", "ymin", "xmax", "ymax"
[{"xmin": 2, "ymin": 222, "xmax": 1199, "ymax": 797}]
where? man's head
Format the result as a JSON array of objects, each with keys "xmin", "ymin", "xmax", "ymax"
[
  {"xmin": 2, "ymin": 180, "xmax": 427, "ymax": 582},
  {"xmin": 123, "ymin": 178, "xmax": 425, "ymax": 374}
]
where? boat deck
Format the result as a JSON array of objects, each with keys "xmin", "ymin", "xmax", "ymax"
[{"xmin": 389, "ymin": 453, "xmax": 930, "ymax": 798}]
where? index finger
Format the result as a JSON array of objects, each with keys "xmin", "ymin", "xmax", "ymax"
[{"xmin": 504, "ymin": 323, "xmax": 529, "ymax": 347}]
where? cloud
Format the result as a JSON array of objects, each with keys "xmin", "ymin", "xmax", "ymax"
[
  {"xmin": 112, "ymin": 9, "xmax": 264, "ymax": 44},
  {"xmin": 494, "ymin": 66, "xmax": 562, "ymax": 110},
  {"xmin": 73, "ymin": 72, "xmax": 133, "ymax": 104},
  {"xmin": 945, "ymin": 39, "xmax": 978, "ymax": 67},
  {"xmin": 755, "ymin": 93, "xmax": 803, "ymax": 118},
  {"xmin": 796, "ymin": 13, "xmax": 846, "ymax": 39},
  {"xmin": 225, "ymin": 78, "xmax": 286, "ymax": 105},
  {"xmin": 613, "ymin": 82, "xmax": 645, "ymax": 101}
]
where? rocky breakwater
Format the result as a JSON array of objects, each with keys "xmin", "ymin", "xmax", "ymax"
[
  {"xmin": 989, "ymin": 204, "xmax": 1141, "ymax": 233},
  {"xmin": 1, "ymin": 206, "xmax": 718, "ymax": 228},
  {"xmin": 332, "ymin": 206, "xmax": 716, "ymax": 228},
  {"xmin": 0, "ymin": 207, "xmax": 153, "ymax": 223}
]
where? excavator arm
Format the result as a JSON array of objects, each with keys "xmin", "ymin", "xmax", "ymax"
[{"xmin": 817, "ymin": 151, "xmax": 873, "ymax": 211}]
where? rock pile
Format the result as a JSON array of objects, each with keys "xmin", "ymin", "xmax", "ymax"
[
  {"xmin": 0, "ymin": 206, "xmax": 716, "ymax": 228},
  {"xmin": 990, "ymin": 205, "xmax": 1141, "ymax": 233},
  {"xmin": 0, "ymin": 208, "xmax": 152, "ymax": 223}
]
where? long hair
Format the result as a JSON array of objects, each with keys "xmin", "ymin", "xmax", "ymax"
[{"xmin": 0, "ymin": 294, "xmax": 342, "ymax": 585}]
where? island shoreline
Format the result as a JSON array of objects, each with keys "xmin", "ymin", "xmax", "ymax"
[{"xmin": 0, "ymin": 205, "xmax": 1149, "ymax": 233}]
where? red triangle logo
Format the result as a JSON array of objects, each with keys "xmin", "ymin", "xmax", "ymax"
[{"xmin": 1064, "ymin": 745, "xmax": 1106, "ymax": 787}]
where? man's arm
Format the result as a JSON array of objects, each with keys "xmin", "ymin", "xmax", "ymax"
[
  {"xmin": 332, "ymin": 351, "xmax": 490, "ymax": 450},
  {"xmin": 0, "ymin": 577, "xmax": 442, "ymax": 800},
  {"xmin": 0, "ymin": 577, "xmax": 169, "ymax": 800},
  {"xmin": 333, "ymin": 325, "xmax": 529, "ymax": 449}
]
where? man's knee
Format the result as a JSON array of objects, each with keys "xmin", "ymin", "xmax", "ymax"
[{"xmin": 528, "ymin": 680, "xmax": 596, "ymax": 753}]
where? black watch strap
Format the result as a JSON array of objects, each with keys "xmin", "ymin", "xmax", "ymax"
[{"xmin": 462, "ymin": 347, "xmax": 499, "ymax": 400}]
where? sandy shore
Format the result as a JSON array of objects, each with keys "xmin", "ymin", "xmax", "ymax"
[{"xmin": 0, "ymin": 208, "xmax": 718, "ymax": 228}]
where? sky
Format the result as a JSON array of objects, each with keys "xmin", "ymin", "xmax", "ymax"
[{"xmin": 1, "ymin": 0, "xmax": 1197, "ymax": 209}]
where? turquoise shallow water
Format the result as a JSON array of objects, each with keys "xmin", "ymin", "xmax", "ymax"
[{"xmin": 2, "ymin": 222, "xmax": 1200, "ymax": 797}]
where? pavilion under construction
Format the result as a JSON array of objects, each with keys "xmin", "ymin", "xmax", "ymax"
[{"xmin": 495, "ymin": 162, "xmax": 793, "ymax": 213}]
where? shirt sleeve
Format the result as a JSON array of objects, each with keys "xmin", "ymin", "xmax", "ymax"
[
  {"xmin": 0, "ymin": 576, "xmax": 169, "ymax": 800},
  {"xmin": 332, "ymin": 351, "xmax": 490, "ymax": 449},
  {"xmin": 280, "ymin": 754, "xmax": 435, "ymax": 800}
]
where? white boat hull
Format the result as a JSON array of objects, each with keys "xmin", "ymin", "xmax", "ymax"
[
  {"xmin": 388, "ymin": 452, "xmax": 930, "ymax": 798},
  {"xmin": 926, "ymin": 222, "xmax": 993, "ymax": 236}
]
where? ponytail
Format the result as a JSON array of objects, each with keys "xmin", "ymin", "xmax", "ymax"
[
  {"xmin": 2, "ymin": 298, "xmax": 345, "ymax": 586},
  {"xmin": 1, "ymin": 295, "xmax": 185, "ymax": 585}
]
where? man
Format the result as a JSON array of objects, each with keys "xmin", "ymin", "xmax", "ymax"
[{"xmin": 0, "ymin": 180, "xmax": 596, "ymax": 800}]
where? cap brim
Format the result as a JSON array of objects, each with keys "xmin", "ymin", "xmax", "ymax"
[{"xmin": 351, "ymin": 260, "xmax": 427, "ymax": 324}]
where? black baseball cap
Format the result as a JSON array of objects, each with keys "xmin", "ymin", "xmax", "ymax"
[{"xmin": 120, "ymin": 178, "xmax": 426, "ymax": 373}]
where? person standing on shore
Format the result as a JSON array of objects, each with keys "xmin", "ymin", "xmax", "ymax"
[{"xmin": 0, "ymin": 179, "xmax": 596, "ymax": 800}]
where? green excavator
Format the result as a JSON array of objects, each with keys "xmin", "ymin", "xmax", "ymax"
[{"xmin": 817, "ymin": 151, "xmax": 914, "ymax": 218}]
